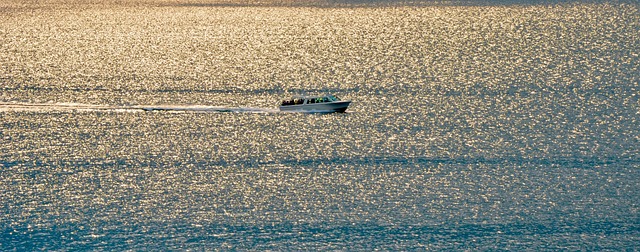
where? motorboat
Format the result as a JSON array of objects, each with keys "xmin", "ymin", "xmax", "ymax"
[{"xmin": 279, "ymin": 94, "xmax": 351, "ymax": 113}]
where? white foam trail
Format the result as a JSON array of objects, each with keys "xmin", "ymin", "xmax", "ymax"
[
  {"xmin": 0, "ymin": 102, "xmax": 279, "ymax": 113},
  {"xmin": 136, "ymin": 105, "xmax": 279, "ymax": 113},
  {"xmin": 0, "ymin": 102, "xmax": 119, "ymax": 112}
]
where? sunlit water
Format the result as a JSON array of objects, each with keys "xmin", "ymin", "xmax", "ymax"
[{"xmin": 1, "ymin": 1, "xmax": 639, "ymax": 250}]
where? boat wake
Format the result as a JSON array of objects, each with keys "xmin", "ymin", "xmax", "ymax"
[
  {"xmin": 0, "ymin": 102, "xmax": 279, "ymax": 113},
  {"xmin": 137, "ymin": 105, "xmax": 279, "ymax": 113}
]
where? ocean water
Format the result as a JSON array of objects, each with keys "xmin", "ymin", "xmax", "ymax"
[{"xmin": 1, "ymin": 0, "xmax": 639, "ymax": 250}]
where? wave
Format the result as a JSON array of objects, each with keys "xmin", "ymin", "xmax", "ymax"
[
  {"xmin": 138, "ymin": 105, "xmax": 279, "ymax": 113},
  {"xmin": 0, "ymin": 102, "xmax": 279, "ymax": 113}
]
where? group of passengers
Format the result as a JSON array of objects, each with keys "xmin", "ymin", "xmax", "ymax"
[
  {"xmin": 281, "ymin": 99, "xmax": 303, "ymax": 106},
  {"xmin": 281, "ymin": 97, "xmax": 334, "ymax": 106}
]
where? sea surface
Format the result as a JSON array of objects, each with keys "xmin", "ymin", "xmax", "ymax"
[{"xmin": 1, "ymin": 0, "xmax": 639, "ymax": 250}]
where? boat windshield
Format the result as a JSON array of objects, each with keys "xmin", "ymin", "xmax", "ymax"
[{"xmin": 327, "ymin": 95, "xmax": 339, "ymax": 102}]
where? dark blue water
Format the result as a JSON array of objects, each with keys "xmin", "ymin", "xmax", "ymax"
[{"xmin": 1, "ymin": 0, "xmax": 639, "ymax": 250}]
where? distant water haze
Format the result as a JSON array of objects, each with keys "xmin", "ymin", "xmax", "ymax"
[{"xmin": 2, "ymin": 0, "xmax": 635, "ymax": 7}]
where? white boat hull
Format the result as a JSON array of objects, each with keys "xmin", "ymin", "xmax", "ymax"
[{"xmin": 279, "ymin": 101, "xmax": 351, "ymax": 113}]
